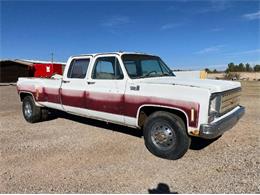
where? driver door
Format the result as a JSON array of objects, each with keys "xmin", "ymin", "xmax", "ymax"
[{"xmin": 86, "ymin": 55, "xmax": 126, "ymax": 124}]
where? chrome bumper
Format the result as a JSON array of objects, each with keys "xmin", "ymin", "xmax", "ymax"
[{"xmin": 199, "ymin": 106, "xmax": 245, "ymax": 139}]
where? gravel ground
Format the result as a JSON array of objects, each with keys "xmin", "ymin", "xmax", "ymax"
[{"xmin": 0, "ymin": 81, "xmax": 259, "ymax": 193}]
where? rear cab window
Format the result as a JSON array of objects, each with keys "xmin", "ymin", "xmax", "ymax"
[{"xmin": 67, "ymin": 58, "xmax": 90, "ymax": 79}]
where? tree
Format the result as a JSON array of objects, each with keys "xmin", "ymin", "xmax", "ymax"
[
  {"xmin": 205, "ymin": 68, "xmax": 211, "ymax": 73},
  {"xmin": 226, "ymin": 62, "xmax": 235, "ymax": 73},
  {"xmin": 225, "ymin": 62, "xmax": 259, "ymax": 72},
  {"xmin": 245, "ymin": 63, "xmax": 253, "ymax": 72},
  {"xmin": 254, "ymin": 65, "xmax": 260, "ymax": 72},
  {"xmin": 238, "ymin": 63, "xmax": 245, "ymax": 72}
]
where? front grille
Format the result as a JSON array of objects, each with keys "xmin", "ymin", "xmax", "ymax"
[{"xmin": 220, "ymin": 88, "xmax": 241, "ymax": 115}]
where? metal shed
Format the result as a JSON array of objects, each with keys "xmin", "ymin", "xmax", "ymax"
[{"xmin": 0, "ymin": 60, "xmax": 34, "ymax": 83}]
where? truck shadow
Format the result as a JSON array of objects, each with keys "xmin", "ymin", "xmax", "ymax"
[
  {"xmin": 189, "ymin": 136, "xmax": 221, "ymax": 150},
  {"xmin": 50, "ymin": 110, "xmax": 143, "ymax": 138},
  {"xmin": 47, "ymin": 110, "xmax": 220, "ymax": 148},
  {"xmin": 148, "ymin": 183, "xmax": 178, "ymax": 194}
]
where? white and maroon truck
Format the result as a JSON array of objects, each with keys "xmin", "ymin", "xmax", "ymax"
[{"xmin": 17, "ymin": 52, "xmax": 245, "ymax": 159}]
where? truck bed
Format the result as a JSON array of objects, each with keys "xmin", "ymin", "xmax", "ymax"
[{"xmin": 17, "ymin": 77, "xmax": 63, "ymax": 109}]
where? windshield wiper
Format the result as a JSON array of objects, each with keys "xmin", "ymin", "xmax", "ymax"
[
  {"xmin": 134, "ymin": 75, "xmax": 157, "ymax": 79},
  {"xmin": 135, "ymin": 76, "xmax": 151, "ymax": 79},
  {"xmin": 133, "ymin": 73, "xmax": 174, "ymax": 79},
  {"xmin": 135, "ymin": 74, "xmax": 173, "ymax": 79},
  {"xmin": 157, "ymin": 73, "xmax": 174, "ymax": 77}
]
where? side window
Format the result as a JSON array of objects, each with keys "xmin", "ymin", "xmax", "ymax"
[
  {"xmin": 67, "ymin": 59, "xmax": 90, "ymax": 79},
  {"xmin": 92, "ymin": 57, "xmax": 124, "ymax": 80}
]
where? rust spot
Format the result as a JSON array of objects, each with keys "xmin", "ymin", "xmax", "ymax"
[
  {"xmin": 190, "ymin": 129, "xmax": 200, "ymax": 136},
  {"xmin": 35, "ymin": 89, "xmax": 39, "ymax": 100}
]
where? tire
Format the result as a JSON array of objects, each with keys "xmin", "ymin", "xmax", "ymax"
[
  {"xmin": 41, "ymin": 108, "xmax": 49, "ymax": 121},
  {"xmin": 22, "ymin": 96, "xmax": 42, "ymax": 123},
  {"xmin": 143, "ymin": 111, "xmax": 191, "ymax": 160}
]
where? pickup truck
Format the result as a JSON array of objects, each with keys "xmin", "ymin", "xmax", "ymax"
[{"xmin": 17, "ymin": 52, "xmax": 245, "ymax": 160}]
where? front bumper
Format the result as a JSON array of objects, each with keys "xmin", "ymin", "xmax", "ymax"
[{"xmin": 199, "ymin": 106, "xmax": 245, "ymax": 139}]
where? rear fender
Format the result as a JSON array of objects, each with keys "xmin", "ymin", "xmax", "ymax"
[{"xmin": 19, "ymin": 91, "xmax": 43, "ymax": 107}]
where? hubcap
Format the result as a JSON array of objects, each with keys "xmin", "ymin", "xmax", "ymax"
[
  {"xmin": 24, "ymin": 102, "xmax": 32, "ymax": 118},
  {"xmin": 151, "ymin": 123, "xmax": 176, "ymax": 150}
]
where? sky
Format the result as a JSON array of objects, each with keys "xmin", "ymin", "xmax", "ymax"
[{"xmin": 1, "ymin": 0, "xmax": 260, "ymax": 70}]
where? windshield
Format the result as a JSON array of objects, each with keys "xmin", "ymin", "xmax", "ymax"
[{"xmin": 121, "ymin": 54, "xmax": 175, "ymax": 79}]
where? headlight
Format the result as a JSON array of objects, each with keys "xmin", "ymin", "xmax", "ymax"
[{"xmin": 209, "ymin": 95, "xmax": 221, "ymax": 122}]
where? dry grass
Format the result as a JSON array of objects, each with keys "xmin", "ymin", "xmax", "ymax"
[{"xmin": 208, "ymin": 72, "xmax": 260, "ymax": 81}]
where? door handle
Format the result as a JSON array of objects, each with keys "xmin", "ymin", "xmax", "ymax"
[
  {"xmin": 87, "ymin": 81, "xmax": 95, "ymax": 85},
  {"xmin": 62, "ymin": 80, "xmax": 70, "ymax": 83}
]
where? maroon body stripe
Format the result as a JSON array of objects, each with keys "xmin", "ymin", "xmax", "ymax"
[
  {"xmin": 61, "ymin": 89, "xmax": 86, "ymax": 108},
  {"xmin": 124, "ymin": 95, "xmax": 199, "ymax": 127},
  {"xmin": 42, "ymin": 88, "xmax": 60, "ymax": 103},
  {"xmin": 86, "ymin": 92, "xmax": 125, "ymax": 115},
  {"xmin": 18, "ymin": 86, "xmax": 200, "ymax": 128}
]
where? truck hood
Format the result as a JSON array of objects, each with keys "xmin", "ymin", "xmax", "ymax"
[{"xmin": 138, "ymin": 77, "xmax": 241, "ymax": 93}]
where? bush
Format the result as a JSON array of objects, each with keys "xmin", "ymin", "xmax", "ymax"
[{"xmin": 224, "ymin": 72, "xmax": 241, "ymax": 80}]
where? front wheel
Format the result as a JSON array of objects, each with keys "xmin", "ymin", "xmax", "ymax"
[{"xmin": 143, "ymin": 111, "xmax": 191, "ymax": 160}]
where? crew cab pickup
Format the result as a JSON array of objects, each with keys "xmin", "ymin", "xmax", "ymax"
[{"xmin": 17, "ymin": 52, "xmax": 245, "ymax": 159}]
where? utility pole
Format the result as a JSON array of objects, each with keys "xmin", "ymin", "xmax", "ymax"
[{"xmin": 51, "ymin": 52, "xmax": 54, "ymax": 64}]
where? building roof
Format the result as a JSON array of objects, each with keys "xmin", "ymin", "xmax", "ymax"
[
  {"xmin": 0, "ymin": 59, "xmax": 66, "ymax": 66},
  {"xmin": 15, "ymin": 59, "xmax": 66, "ymax": 65}
]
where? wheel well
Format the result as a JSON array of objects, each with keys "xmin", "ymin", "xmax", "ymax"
[
  {"xmin": 19, "ymin": 92, "xmax": 33, "ymax": 102},
  {"xmin": 138, "ymin": 106, "xmax": 188, "ymax": 129}
]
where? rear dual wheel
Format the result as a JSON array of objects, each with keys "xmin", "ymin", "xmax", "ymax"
[
  {"xmin": 143, "ymin": 111, "xmax": 191, "ymax": 160},
  {"xmin": 22, "ymin": 96, "xmax": 49, "ymax": 123}
]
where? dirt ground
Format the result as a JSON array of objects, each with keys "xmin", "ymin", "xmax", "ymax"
[{"xmin": 0, "ymin": 81, "xmax": 259, "ymax": 193}]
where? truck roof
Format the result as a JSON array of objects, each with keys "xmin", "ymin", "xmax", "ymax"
[{"xmin": 71, "ymin": 51, "xmax": 158, "ymax": 58}]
